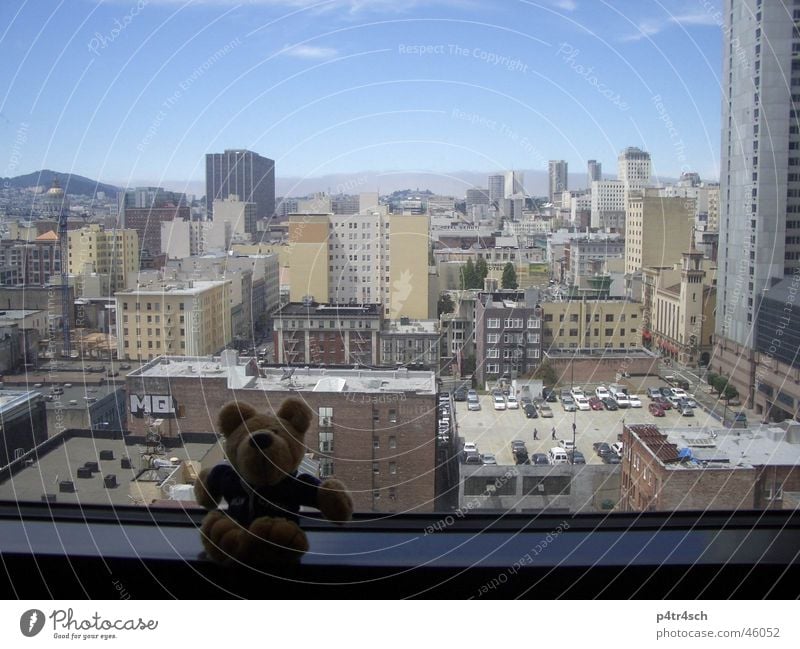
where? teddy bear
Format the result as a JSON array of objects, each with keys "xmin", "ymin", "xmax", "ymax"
[{"xmin": 194, "ymin": 398, "xmax": 353, "ymax": 565}]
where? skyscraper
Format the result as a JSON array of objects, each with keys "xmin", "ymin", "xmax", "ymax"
[
  {"xmin": 504, "ymin": 170, "xmax": 525, "ymax": 197},
  {"xmin": 617, "ymin": 147, "xmax": 651, "ymax": 193},
  {"xmin": 205, "ymin": 149, "xmax": 275, "ymax": 227},
  {"xmin": 548, "ymin": 160, "xmax": 568, "ymax": 203},
  {"xmin": 487, "ymin": 174, "xmax": 505, "ymax": 206},
  {"xmin": 715, "ymin": 0, "xmax": 800, "ymax": 414},
  {"xmin": 587, "ymin": 159, "xmax": 602, "ymax": 185}
]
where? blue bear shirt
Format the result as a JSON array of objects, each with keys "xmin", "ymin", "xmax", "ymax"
[{"xmin": 206, "ymin": 463, "xmax": 322, "ymax": 525}]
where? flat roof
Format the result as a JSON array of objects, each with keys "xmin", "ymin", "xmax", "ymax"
[
  {"xmin": 115, "ymin": 280, "xmax": 228, "ymax": 296},
  {"xmin": 0, "ymin": 389, "xmax": 40, "ymax": 411},
  {"xmin": 129, "ymin": 355, "xmax": 436, "ymax": 394},
  {"xmin": 545, "ymin": 348, "xmax": 657, "ymax": 358},
  {"xmin": 629, "ymin": 421, "xmax": 800, "ymax": 469},
  {"xmin": 0, "ymin": 309, "xmax": 45, "ymax": 319},
  {"xmin": 0, "ymin": 434, "xmax": 215, "ymax": 506},
  {"xmin": 275, "ymin": 303, "xmax": 380, "ymax": 317},
  {"xmin": 382, "ymin": 320, "xmax": 438, "ymax": 334}
]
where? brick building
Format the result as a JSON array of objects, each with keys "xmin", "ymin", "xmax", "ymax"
[
  {"xmin": 273, "ymin": 301, "xmax": 382, "ymax": 366},
  {"xmin": 474, "ymin": 289, "xmax": 543, "ymax": 388},
  {"xmin": 620, "ymin": 421, "xmax": 800, "ymax": 512},
  {"xmin": 125, "ymin": 353, "xmax": 436, "ymax": 513},
  {"xmin": 123, "ymin": 205, "xmax": 190, "ymax": 261}
]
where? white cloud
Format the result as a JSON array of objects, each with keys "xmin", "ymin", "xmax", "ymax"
[
  {"xmin": 621, "ymin": 11, "xmax": 720, "ymax": 42},
  {"xmin": 282, "ymin": 43, "xmax": 339, "ymax": 59},
  {"xmin": 551, "ymin": 0, "xmax": 578, "ymax": 11}
]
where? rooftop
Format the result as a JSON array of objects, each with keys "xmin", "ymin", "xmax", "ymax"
[
  {"xmin": 130, "ymin": 355, "xmax": 437, "ymax": 394},
  {"xmin": 0, "ymin": 309, "xmax": 45, "ymax": 319},
  {"xmin": 628, "ymin": 421, "xmax": 800, "ymax": 470},
  {"xmin": 275, "ymin": 302, "xmax": 381, "ymax": 317},
  {"xmin": 382, "ymin": 319, "xmax": 438, "ymax": 334},
  {"xmin": 115, "ymin": 280, "xmax": 228, "ymax": 296},
  {"xmin": 0, "ymin": 431, "xmax": 216, "ymax": 506}
]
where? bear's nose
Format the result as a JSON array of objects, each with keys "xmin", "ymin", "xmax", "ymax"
[{"xmin": 250, "ymin": 433, "xmax": 273, "ymax": 450}]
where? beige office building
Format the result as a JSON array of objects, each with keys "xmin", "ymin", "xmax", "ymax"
[
  {"xmin": 67, "ymin": 225, "xmax": 139, "ymax": 295},
  {"xmin": 115, "ymin": 280, "xmax": 230, "ymax": 361},
  {"xmin": 541, "ymin": 298, "xmax": 643, "ymax": 351},
  {"xmin": 625, "ymin": 189, "xmax": 695, "ymax": 275}
]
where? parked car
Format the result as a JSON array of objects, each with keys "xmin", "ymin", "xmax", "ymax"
[
  {"xmin": 653, "ymin": 396, "xmax": 672, "ymax": 410},
  {"xmin": 506, "ymin": 396, "xmax": 519, "ymax": 410},
  {"xmin": 660, "ymin": 387, "xmax": 674, "ymax": 398},
  {"xmin": 542, "ymin": 388, "xmax": 558, "ymax": 403},
  {"xmin": 524, "ymin": 403, "xmax": 538, "ymax": 418},
  {"xmin": 467, "ymin": 389, "xmax": 478, "ymax": 400},
  {"xmin": 666, "ymin": 395, "xmax": 682, "ymax": 408},
  {"xmin": 481, "ymin": 453, "xmax": 498, "ymax": 465},
  {"xmin": 538, "ymin": 404, "xmax": 554, "ymax": 418},
  {"xmin": 464, "ymin": 452, "xmax": 482, "ymax": 465},
  {"xmin": 680, "ymin": 405, "xmax": 694, "ymax": 417},
  {"xmin": 684, "ymin": 396, "xmax": 698, "ymax": 408},
  {"xmin": 670, "ymin": 387, "xmax": 688, "ymax": 400},
  {"xmin": 611, "ymin": 442, "xmax": 623, "ymax": 457},
  {"xmin": 647, "ymin": 387, "xmax": 663, "ymax": 400},
  {"xmin": 568, "ymin": 450, "xmax": 586, "ymax": 464},
  {"xmin": 601, "ymin": 398, "xmax": 619, "ymax": 411},
  {"xmin": 593, "ymin": 442, "xmax": 613, "ymax": 457},
  {"xmin": 649, "ymin": 402, "xmax": 666, "ymax": 417},
  {"xmin": 493, "ymin": 394, "xmax": 507, "ymax": 411},
  {"xmin": 463, "ymin": 442, "xmax": 478, "ymax": 454},
  {"xmin": 612, "ymin": 394, "xmax": 630, "ymax": 408},
  {"xmin": 570, "ymin": 386, "xmax": 585, "ymax": 399},
  {"xmin": 574, "ymin": 395, "xmax": 591, "ymax": 411},
  {"xmin": 513, "ymin": 450, "xmax": 530, "ymax": 465},
  {"xmin": 595, "ymin": 386, "xmax": 610, "ymax": 400},
  {"xmin": 559, "ymin": 439, "xmax": 575, "ymax": 452},
  {"xmin": 628, "ymin": 394, "xmax": 642, "ymax": 408},
  {"xmin": 531, "ymin": 453, "xmax": 549, "ymax": 465},
  {"xmin": 520, "ymin": 396, "xmax": 532, "ymax": 407},
  {"xmin": 562, "ymin": 396, "xmax": 577, "ymax": 412},
  {"xmin": 588, "ymin": 396, "xmax": 604, "ymax": 410},
  {"xmin": 560, "ymin": 388, "xmax": 572, "ymax": 400},
  {"xmin": 454, "ymin": 387, "xmax": 467, "ymax": 401},
  {"xmin": 467, "ymin": 400, "xmax": 482, "ymax": 411},
  {"xmin": 511, "ymin": 440, "xmax": 527, "ymax": 453},
  {"xmin": 603, "ymin": 453, "xmax": 621, "ymax": 465}
]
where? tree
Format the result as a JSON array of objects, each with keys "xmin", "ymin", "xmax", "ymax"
[
  {"xmin": 722, "ymin": 384, "xmax": 739, "ymax": 402},
  {"xmin": 501, "ymin": 262, "xmax": 518, "ymax": 289},
  {"xmin": 532, "ymin": 360, "xmax": 557, "ymax": 387},
  {"xmin": 437, "ymin": 293, "xmax": 455, "ymax": 317},
  {"xmin": 710, "ymin": 374, "xmax": 727, "ymax": 395},
  {"xmin": 462, "ymin": 259, "xmax": 478, "ymax": 290},
  {"xmin": 475, "ymin": 257, "xmax": 489, "ymax": 287},
  {"xmin": 706, "ymin": 372, "xmax": 719, "ymax": 391}
]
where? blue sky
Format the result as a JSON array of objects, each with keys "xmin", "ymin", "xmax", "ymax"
[{"xmin": 0, "ymin": 0, "xmax": 724, "ymax": 192}]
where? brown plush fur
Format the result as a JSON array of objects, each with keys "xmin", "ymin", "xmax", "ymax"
[{"xmin": 194, "ymin": 398, "xmax": 353, "ymax": 565}]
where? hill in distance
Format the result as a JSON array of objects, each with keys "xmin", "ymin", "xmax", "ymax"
[{"xmin": 1, "ymin": 169, "xmax": 120, "ymax": 198}]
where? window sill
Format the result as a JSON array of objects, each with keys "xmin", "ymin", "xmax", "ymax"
[{"xmin": 1, "ymin": 503, "xmax": 799, "ymax": 598}]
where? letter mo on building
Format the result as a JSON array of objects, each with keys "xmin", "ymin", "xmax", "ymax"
[{"xmin": 130, "ymin": 395, "xmax": 177, "ymax": 418}]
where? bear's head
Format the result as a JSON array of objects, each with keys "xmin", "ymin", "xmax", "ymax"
[{"xmin": 217, "ymin": 398, "xmax": 312, "ymax": 487}]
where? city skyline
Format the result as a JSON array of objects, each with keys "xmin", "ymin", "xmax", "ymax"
[{"xmin": 1, "ymin": 0, "xmax": 724, "ymax": 189}]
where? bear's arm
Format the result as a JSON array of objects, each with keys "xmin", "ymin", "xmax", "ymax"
[{"xmin": 200, "ymin": 464, "xmax": 243, "ymax": 507}]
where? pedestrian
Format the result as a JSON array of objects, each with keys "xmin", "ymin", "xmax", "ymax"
[
  {"xmin": 533, "ymin": 427, "xmax": 538, "ymax": 440},
  {"xmin": 551, "ymin": 426, "xmax": 556, "ymax": 440}
]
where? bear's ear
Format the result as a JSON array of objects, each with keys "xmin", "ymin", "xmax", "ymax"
[
  {"xmin": 277, "ymin": 398, "xmax": 312, "ymax": 435},
  {"xmin": 218, "ymin": 401, "xmax": 258, "ymax": 436}
]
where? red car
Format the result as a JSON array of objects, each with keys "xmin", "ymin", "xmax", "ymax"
[
  {"xmin": 588, "ymin": 396, "xmax": 604, "ymax": 411},
  {"xmin": 653, "ymin": 396, "xmax": 672, "ymax": 410},
  {"xmin": 649, "ymin": 402, "xmax": 666, "ymax": 417}
]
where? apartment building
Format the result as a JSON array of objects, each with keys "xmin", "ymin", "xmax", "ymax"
[
  {"xmin": 590, "ymin": 180, "xmax": 626, "ymax": 230},
  {"xmin": 124, "ymin": 355, "xmax": 436, "ymax": 513},
  {"xmin": 67, "ymin": 224, "xmax": 139, "ymax": 296},
  {"xmin": 474, "ymin": 290, "xmax": 543, "ymax": 388},
  {"xmin": 540, "ymin": 297, "xmax": 642, "ymax": 351},
  {"xmin": 0, "ymin": 231, "xmax": 61, "ymax": 286},
  {"xmin": 273, "ymin": 301, "xmax": 381, "ymax": 366},
  {"xmin": 115, "ymin": 280, "xmax": 231, "ymax": 361},
  {"xmin": 285, "ymin": 212, "xmax": 430, "ymax": 319},
  {"xmin": 624, "ymin": 189, "xmax": 695, "ymax": 275},
  {"xmin": 379, "ymin": 319, "xmax": 440, "ymax": 368}
]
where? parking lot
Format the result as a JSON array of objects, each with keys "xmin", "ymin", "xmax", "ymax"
[{"xmin": 453, "ymin": 387, "xmax": 724, "ymax": 466}]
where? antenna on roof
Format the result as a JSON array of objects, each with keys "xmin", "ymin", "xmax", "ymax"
[{"xmin": 280, "ymin": 367, "xmax": 296, "ymax": 381}]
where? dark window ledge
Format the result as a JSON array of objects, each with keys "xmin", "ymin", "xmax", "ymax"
[{"xmin": 1, "ymin": 503, "xmax": 799, "ymax": 598}]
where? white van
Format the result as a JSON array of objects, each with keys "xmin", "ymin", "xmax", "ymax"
[
  {"xmin": 548, "ymin": 447, "xmax": 569, "ymax": 465},
  {"xmin": 609, "ymin": 384, "xmax": 630, "ymax": 408}
]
